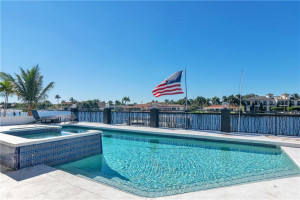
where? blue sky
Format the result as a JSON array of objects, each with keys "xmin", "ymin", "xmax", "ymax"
[{"xmin": 1, "ymin": 1, "xmax": 299, "ymax": 103}]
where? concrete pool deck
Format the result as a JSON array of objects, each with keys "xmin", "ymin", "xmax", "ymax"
[{"xmin": 0, "ymin": 123, "xmax": 300, "ymax": 199}]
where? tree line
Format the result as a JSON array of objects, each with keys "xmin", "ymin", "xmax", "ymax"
[{"xmin": 160, "ymin": 94, "xmax": 255, "ymax": 111}]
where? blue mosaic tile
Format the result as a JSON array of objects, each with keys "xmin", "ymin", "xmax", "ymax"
[
  {"xmin": 18, "ymin": 134, "xmax": 102, "ymax": 169},
  {"xmin": 1, "ymin": 133, "xmax": 102, "ymax": 170}
]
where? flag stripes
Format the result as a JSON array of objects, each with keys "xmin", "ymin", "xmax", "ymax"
[{"xmin": 152, "ymin": 71, "xmax": 184, "ymax": 97}]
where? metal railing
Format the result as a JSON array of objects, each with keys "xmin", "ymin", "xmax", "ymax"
[
  {"xmin": 112, "ymin": 111, "xmax": 150, "ymax": 126},
  {"xmin": 76, "ymin": 110, "xmax": 299, "ymax": 136},
  {"xmin": 231, "ymin": 113, "xmax": 300, "ymax": 136},
  {"xmin": 159, "ymin": 113, "xmax": 221, "ymax": 130},
  {"xmin": 78, "ymin": 111, "xmax": 104, "ymax": 123},
  {"xmin": 189, "ymin": 113, "xmax": 221, "ymax": 131}
]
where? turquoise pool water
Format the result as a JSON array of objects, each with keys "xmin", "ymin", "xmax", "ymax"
[
  {"xmin": 20, "ymin": 131, "xmax": 70, "ymax": 139},
  {"xmin": 61, "ymin": 126, "xmax": 90, "ymax": 133},
  {"xmin": 57, "ymin": 127, "xmax": 300, "ymax": 197}
]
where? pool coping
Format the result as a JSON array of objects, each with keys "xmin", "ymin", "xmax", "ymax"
[{"xmin": 1, "ymin": 162, "xmax": 299, "ymax": 200}]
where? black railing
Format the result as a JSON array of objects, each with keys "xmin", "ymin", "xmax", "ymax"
[
  {"xmin": 76, "ymin": 110, "xmax": 299, "ymax": 136},
  {"xmin": 111, "ymin": 111, "xmax": 150, "ymax": 126},
  {"xmin": 189, "ymin": 113, "xmax": 221, "ymax": 131},
  {"xmin": 78, "ymin": 111, "xmax": 104, "ymax": 123},
  {"xmin": 159, "ymin": 113, "xmax": 221, "ymax": 130},
  {"xmin": 111, "ymin": 111, "xmax": 129, "ymax": 125},
  {"xmin": 129, "ymin": 112, "xmax": 150, "ymax": 126},
  {"xmin": 231, "ymin": 113, "xmax": 300, "ymax": 136},
  {"xmin": 159, "ymin": 113, "xmax": 188, "ymax": 129}
]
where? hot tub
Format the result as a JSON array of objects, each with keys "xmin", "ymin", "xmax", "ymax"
[{"xmin": 0, "ymin": 125, "xmax": 102, "ymax": 170}]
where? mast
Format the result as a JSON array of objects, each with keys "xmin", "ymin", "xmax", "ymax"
[
  {"xmin": 238, "ymin": 70, "xmax": 243, "ymax": 132},
  {"xmin": 184, "ymin": 68, "xmax": 188, "ymax": 129},
  {"xmin": 185, "ymin": 68, "xmax": 188, "ymax": 111}
]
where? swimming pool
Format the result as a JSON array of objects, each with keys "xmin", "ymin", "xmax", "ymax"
[
  {"xmin": 57, "ymin": 126, "xmax": 300, "ymax": 197},
  {"xmin": 62, "ymin": 126, "xmax": 91, "ymax": 133}
]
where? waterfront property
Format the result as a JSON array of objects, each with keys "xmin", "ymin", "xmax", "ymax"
[
  {"xmin": 124, "ymin": 103, "xmax": 185, "ymax": 112},
  {"xmin": 203, "ymin": 105, "xmax": 239, "ymax": 112},
  {"xmin": 0, "ymin": 109, "xmax": 300, "ymax": 199},
  {"xmin": 246, "ymin": 93, "xmax": 300, "ymax": 112}
]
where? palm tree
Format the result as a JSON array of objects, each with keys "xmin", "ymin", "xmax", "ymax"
[
  {"xmin": 292, "ymin": 93, "xmax": 299, "ymax": 99},
  {"xmin": 13, "ymin": 65, "xmax": 54, "ymax": 116},
  {"xmin": 122, "ymin": 96, "xmax": 130, "ymax": 105},
  {"xmin": 189, "ymin": 98, "xmax": 195, "ymax": 105},
  {"xmin": 115, "ymin": 100, "xmax": 121, "ymax": 105},
  {"xmin": 212, "ymin": 96, "xmax": 220, "ymax": 105},
  {"xmin": 0, "ymin": 72, "xmax": 16, "ymax": 117},
  {"xmin": 55, "ymin": 94, "xmax": 61, "ymax": 105},
  {"xmin": 69, "ymin": 97, "xmax": 76, "ymax": 103},
  {"xmin": 205, "ymin": 98, "xmax": 211, "ymax": 106},
  {"xmin": 164, "ymin": 99, "xmax": 170, "ymax": 104},
  {"xmin": 222, "ymin": 96, "xmax": 228, "ymax": 102},
  {"xmin": 0, "ymin": 81, "xmax": 15, "ymax": 117},
  {"xmin": 227, "ymin": 95, "xmax": 236, "ymax": 106},
  {"xmin": 195, "ymin": 96, "xmax": 206, "ymax": 108}
]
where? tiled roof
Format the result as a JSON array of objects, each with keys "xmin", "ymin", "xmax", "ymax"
[
  {"xmin": 62, "ymin": 102, "xmax": 73, "ymax": 105},
  {"xmin": 125, "ymin": 103, "xmax": 184, "ymax": 109},
  {"xmin": 247, "ymin": 96, "xmax": 270, "ymax": 100},
  {"xmin": 204, "ymin": 105, "xmax": 238, "ymax": 109}
]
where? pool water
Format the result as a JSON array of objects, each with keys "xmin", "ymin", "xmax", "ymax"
[
  {"xmin": 20, "ymin": 131, "xmax": 70, "ymax": 139},
  {"xmin": 57, "ymin": 128, "xmax": 300, "ymax": 197},
  {"xmin": 61, "ymin": 126, "xmax": 90, "ymax": 133}
]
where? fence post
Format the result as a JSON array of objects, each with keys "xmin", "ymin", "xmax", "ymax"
[
  {"xmin": 103, "ymin": 108, "xmax": 112, "ymax": 124},
  {"xmin": 221, "ymin": 108, "xmax": 231, "ymax": 132},
  {"xmin": 90, "ymin": 110, "xmax": 92, "ymax": 122},
  {"xmin": 71, "ymin": 108, "xmax": 79, "ymax": 119},
  {"xmin": 150, "ymin": 108, "xmax": 159, "ymax": 128},
  {"xmin": 275, "ymin": 112, "xmax": 277, "ymax": 136},
  {"xmin": 128, "ymin": 109, "xmax": 131, "ymax": 126}
]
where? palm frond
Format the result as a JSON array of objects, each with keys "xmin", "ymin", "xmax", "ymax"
[
  {"xmin": 0, "ymin": 72, "xmax": 14, "ymax": 82},
  {"xmin": 38, "ymin": 82, "xmax": 55, "ymax": 101}
]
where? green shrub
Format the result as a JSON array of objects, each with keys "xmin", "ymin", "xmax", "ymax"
[
  {"xmin": 271, "ymin": 107, "xmax": 283, "ymax": 111},
  {"xmin": 287, "ymin": 107, "xmax": 300, "ymax": 111}
]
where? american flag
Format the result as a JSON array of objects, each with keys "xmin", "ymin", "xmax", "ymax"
[{"xmin": 152, "ymin": 71, "xmax": 184, "ymax": 97}]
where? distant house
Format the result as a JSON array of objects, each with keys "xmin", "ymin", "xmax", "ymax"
[
  {"xmin": 97, "ymin": 101, "xmax": 106, "ymax": 109},
  {"xmin": 61, "ymin": 101, "xmax": 77, "ymax": 110},
  {"xmin": 110, "ymin": 105, "xmax": 126, "ymax": 111},
  {"xmin": 124, "ymin": 103, "xmax": 185, "ymax": 112},
  {"xmin": 246, "ymin": 93, "xmax": 300, "ymax": 112},
  {"xmin": 203, "ymin": 105, "xmax": 238, "ymax": 112}
]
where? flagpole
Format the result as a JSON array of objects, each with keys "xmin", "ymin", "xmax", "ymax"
[
  {"xmin": 184, "ymin": 68, "xmax": 188, "ymax": 129},
  {"xmin": 185, "ymin": 68, "xmax": 188, "ymax": 111},
  {"xmin": 238, "ymin": 70, "xmax": 243, "ymax": 132}
]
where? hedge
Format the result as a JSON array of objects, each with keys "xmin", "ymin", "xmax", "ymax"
[
  {"xmin": 287, "ymin": 107, "xmax": 300, "ymax": 111},
  {"xmin": 271, "ymin": 107, "xmax": 283, "ymax": 111}
]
